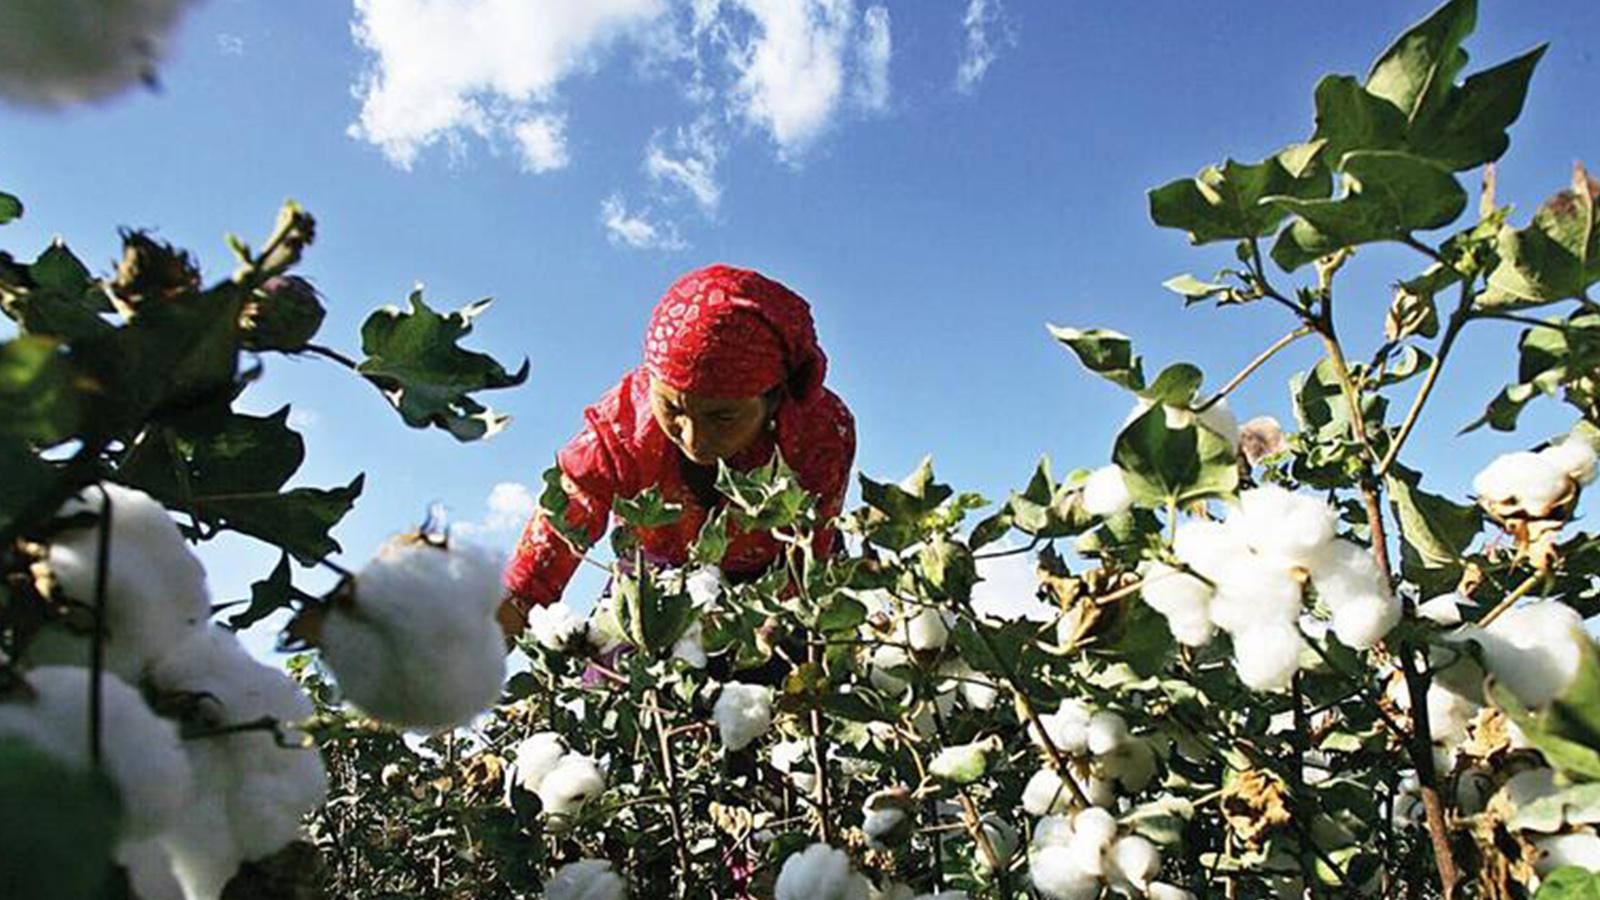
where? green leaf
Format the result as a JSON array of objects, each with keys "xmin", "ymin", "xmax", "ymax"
[
  {"xmin": 1510, "ymin": 783, "xmax": 1600, "ymax": 834},
  {"xmin": 1364, "ymin": 0, "xmax": 1476, "ymax": 126},
  {"xmin": 0, "ymin": 737, "xmax": 121, "ymax": 900},
  {"xmin": 1385, "ymin": 464, "xmax": 1480, "ymax": 573},
  {"xmin": 690, "ymin": 507, "xmax": 731, "ymax": 567},
  {"xmin": 819, "ymin": 690, "xmax": 890, "ymax": 723},
  {"xmin": 1048, "ymin": 325, "xmax": 1145, "ymax": 391},
  {"xmin": 537, "ymin": 464, "xmax": 596, "ymax": 554},
  {"xmin": 29, "ymin": 241, "xmax": 91, "ymax": 297},
  {"xmin": 1139, "ymin": 363, "xmax": 1204, "ymax": 406},
  {"xmin": 968, "ymin": 508, "xmax": 1013, "ymax": 551},
  {"xmin": 357, "ymin": 290, "xmax": 529, "ymax": 442},
  {"xmin": 1464, "ymin": 313, "xmax": 1597, "ymax": 432},
  {"xmin": 227, "ymin": 553, "xmax": 294, "ymax": 630},
  {"xmin": 0, "ymin": 336, "xmax": 82, "ymax": 444},
  {"xmin": 1113, "ymin": 404, "xmax": 1238, "ymax": 507},
  {"xmin": 1311, "ymin": 75, "xmax": 1408, "ymax": 164},
  {"xmin": 857, "ymin": 457, "xmax": 954, "ymax": 551},
  {"xmin": 1162, "ymin": 274, "xmax": 1232, "ymax": 305},
  {"xmin": 615, "ymin": 566, "xmax": 693, "ymax": 653},
  {"xmin": 1410, "ymin": 45, "xmax": 1546, "ymax": 170},
  {"xmin": 613, "ymin": 487, "xmax": 683, "ymax": 530},
  {"xmin": 0, "ymin": 190, "xmax": 21, "ymax": 225},
  {"xmin": 816, "ymin": 593, "xmax": 868, "ymax": 633},
  {"xmin": 947, "ymin": 619, "xmax": 1037, "ymax": 679},
  {"xmin": 1268, "ymin": 151, "xmax": 1467, "ymax": 271},
  {"xmin": 201, "ymin": 476, "xmax": 364, "ymax": 565},
  {"xmin": 1149, "ymin": 146, "xmax": 1332, "ymax": 245},
  {"xmin": 1107, "ymin": 597, "xmax": 1176, "ymax": 678},
  {"xmin": 919, "ymin": 534, "xmax": 978, "ymax": 602},
  {"xmin": 1484, "ymin": 166, "xmax": 1600, "ymax": 306},
  {"xmin": 1536, "ymin": 867, "xmax": 1600, "ymax": 899},
  {"xmin": 0, "ymin": 436, "xmax": 58, "ymax": 537}
]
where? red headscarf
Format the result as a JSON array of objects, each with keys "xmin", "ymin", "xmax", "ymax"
[{"xmin": 642, "ymin": 264, "xmax": 827, "ymax": 402}]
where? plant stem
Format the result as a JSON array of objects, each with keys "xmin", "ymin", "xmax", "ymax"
[
  {"xmin": 1475, "ymin": 570, "xmax": 1545, "ymax": 629},
  {"xmin": 300, "ymin": 342, "xmax": 361, "ymax": 370},
  {"xmin": 1375, "ymin": 281, "xmax": 1474, "ymax": 479},
  {"xmin": 807, "ymin": 638, "xmax": 834, "ymax": 844},
  {"xmin": 1196, "ymin": 325, "xmax": 1314, "ymax": 412},
  {"xmin": 645, "ymin": 689, "xmax": 692, "ymax": 898}
]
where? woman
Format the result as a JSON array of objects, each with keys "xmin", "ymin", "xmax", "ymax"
[{"xmin": 499, "ymin": 264, "xmax": 856, "ymax": 635}]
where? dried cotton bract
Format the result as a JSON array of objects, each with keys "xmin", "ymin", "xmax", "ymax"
[
  {"xmin": 319, "ymin": 535, "xmax": 507, "ymax": 729},
  {"xmin": 774, "ymin": 843, "xmax": 872, "ymax": 900}
]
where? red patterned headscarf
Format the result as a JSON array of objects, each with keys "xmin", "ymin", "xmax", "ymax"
[{"xmin": 643, "ymin": 264, "xmax": 827, "ymax": 402}]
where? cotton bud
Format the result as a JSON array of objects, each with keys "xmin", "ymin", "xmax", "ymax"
[
  {"xmin": 671, "ymin": 620, "xmax": 708, "ymax": 669},
  {"xmin": 869, "ymin": 643, "xmax": 912, "ymax": 696},
  {"xmin": 714, "ymin": 682, "xmax": 774, "ymax": 751},
  {"xmin": 0, "ymin": 0, "xmax": 198, "ymax": 108},
  {"xmin": 526, "ymin": 603, "xmax": 587, "ymax": 652},
  {"xmin": 1107, "ymin": 834, "xmax": 1161, "ymax": 892},
  {"xmin": 1235, "ymin": 485, "xmax": 1338, "ymax": 565},
  {"xmin": 510, "ymin": 732, "xmax": 568, "ymax": 795},
  {"xmin": 538, "ymin": 754, "xmax": 604, "ymax": 827},
  {"xmin": 1479, "ymin": 603, "xmax": 1588, "ymax": 707},
  {"xmin": 31, "ymin": 483, "xmax": 210, "ymax": 683},
  {"xmin": 861, "ymin": 787, "xmax": 915, "ymax": 849},
  {"xmin": 930, "ymin": 737, "xmax": 998, "ymax": 785},
  {"xmin": 0, "ymin": 667, "xmax": 194, "ymax": 840},
  {"xmin": 1232, "ymin": 623, "xmax": 1305, "ymax": 692},
  {"xmin": 546, "ymin": 859, "xmax": 627, "ymax": 900},
  {"xmin": 1209, "ymin": 560, "xmax": 1302, "ymax": 633},
  {"xmin": 1331, "ymin": 593, "xmax": 1401, "ymax": 650},
  {"xmin": 1418, "ymin": 592, "xmax": 1470, "ymax": 626},
  {"xmin": 319, "ymin": 535, "xmax": 507, "ymax": 729},
  {"xmin": 240, "ymin": 275, "xmax": 326, "ymax": 351},
  {"xmin": 977, "ymin": 816, "xmax": 1019, "ymax": 873},
  {"xmin": 1540, "ymin": 437, "xmax": 1597, "ymax": 486},
  {"xmin": 686, "ymin": 567, "xmax": 724, "ymax": 606},
  {"xmin": 1473, "ymin": 451, "xmax": 1572, "ymax": 518},
  {"xmin": 907, "ymin": 606, "xmax": 951, "ymax": 652},
  {"xmin": 774, "ymin": 843, "xmax": 872, "ymax": 900},
  {"xmin": 109, "ymin": 230, "xmax": 200, "ymax": 313},
  {"xmin": 1172, "ymin": 519, "xmax": 1251, "ymax": 583},
  {"xmin": 1534, "ymin": 832, "xmax": 1600, "ymax": 875},
  {"xmin": 1031, "ymin": 701, "xmax": 1092, "ymax": 755},
  {"xmin": 1023, "ymin": 768, "xmax": 1075, "ymax": 817},
  {"xmin": 1082, "ymin": 466, "xmax": 1134, "ymax": 517}
]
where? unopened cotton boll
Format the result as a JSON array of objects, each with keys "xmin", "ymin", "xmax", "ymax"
[
  {"xmin": 907, "ymin": 606, "xmax": 951, "ymax": 651},
  {"xmin": 1540, "ymin": 437, "xmax": 1598, "ymax": 486},
  {"xmin": 0, "ymin": 666, "xmax": 194, "ymax": 840},
  {"xmin": 1107, "ymin": 834, "xmax": 1161, "ymax": 892},
  {"xmin": 1479, "ymin": 602, "xmax": 1588, "ymax": 707},
  {"xmin": 546, "ymin": 859, "xmax": 627, "ymax": 900},
  {"xmin": 1331, "ymin": 592, "xmax": 1401, "ymax": 650},
  {"xmin": 1233, "ymin": 485, "xmax": 1337, "ymax": 566},
  {"xmin": 1209, "ymin": 559, "xmax": 1303, "ymax": 633},
  {"xmin": 33, "ymin": 483, "xmax": 210, "ymax": 682},
  {"xmin": 320, "ymin": 536, "xmax": 507, "ymax": 729},
  {"xmin": 525, "ymin": 603, "xmax": 586, "ymax": 652},
  {"xmin": 1233, "ymin": 623, "xmax": 1305, "ymax": 692},
  {"xmin": 1023, "ymin": 768, "xmax": 1075, "ymax": 817},
  {"xmin": 0, "ymin": 0, "xmax": 198, "ymax": 107},
  {"xmin": 538, "ymin": 754, "xmax": 604, "ymax": 827},
  {"xmin": 774, "ymin": 843, "xmax": 872, "ymax": 900},
  {"xmin": 1082, "ymin": 466, "xmax": 1134, "ymax": 517},
  {"xmin": 510, "ymin": 732, "xmax": 568, "ymax": 795},
  {"xmin": 714, "ymin": 682, "xmax": 774, "ymax": 751},
  {"xmin": 1031, "ymin": 701, "xmax": 1092, "ymax": 755},
  {"xmin": 1473, "ymin": 451, "xmax": 1571, "ymax": 518},
  {"xmin": 1535, "ymin": 832, "xmax": 1600, "ymax": 875}
]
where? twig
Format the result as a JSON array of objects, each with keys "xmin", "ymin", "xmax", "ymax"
[
  {"xmin": 1195, "ymin": 325, "xmax": 1314, "ymax": 412},
  {"xmin": 1475, "ymin": 570, "xmax": 1545, "ymax": 629}
]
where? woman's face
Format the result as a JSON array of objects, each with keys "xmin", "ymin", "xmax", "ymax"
[{"xmin": 649, "ymin": 378, "xmax": 770, "ymax": 465}]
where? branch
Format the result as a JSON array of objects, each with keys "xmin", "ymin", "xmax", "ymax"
[{"xmin": 1195, "ymin": 325, "xmax": 1315, "ymax": 412}]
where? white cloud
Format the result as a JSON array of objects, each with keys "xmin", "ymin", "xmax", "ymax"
[
  {"xmin": 216, "ymin": 33, "xmax": 246, "ymax": 57},
  {"xmin": 854, "ymin": 5, "xmax": 890, "ymax": 112},
  {"xmin": 601, "ymin": 194, "xmax": 687, "ymax": 250},
  {"xmin": 724, "ymin": 0, "xmax": 856, "ymax": 160},
  {"xmin": 348, "ymin": 0, "xmax": 665, "ymax": 169},
  {"xmin": 513, "ymin": 113, "xmax": 570, "ymax": 173},
  {"xmin": 454, "ymin": 481, "xmax": 538, "ymax": 540},
  {"xmin": 956, "ymin": 0, "xmax": 1011, "ymax": 95},
  {"xmin": 970, "ymin": 544, "xmax": 1053, "ymax": 622},
  {"xmin": 645, "ymin": 116, "xmax": 722, "ymax": 214}
]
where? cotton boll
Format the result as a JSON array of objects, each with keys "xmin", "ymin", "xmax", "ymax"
[
  {"xmin": 1086, "ymin": 712, "xmax": 1130, "ymax": 756},
  {"xmin": 1331, "ymin": 592, "xmax": 1401, "ymax": 650},
  {"xmin": 1034, "ymin": 814, "xmax": 1077, "ymax": 849},
  {"xmin": 162, "ymin": 789, "xmax": 241, "ymax": 900},
  {"xmin": 116, "ymin": 837, "xmax": 184, "ymax": 900},
  {"xmin": 686, "ymin": 567, "xmax": 724, "ymax": 606},
  {"xmin": 1029, "ymin": 846, "xmax": 1101, "ymax": 900},
  {"xmin": 0, "ymin": 666, "xmax": 194, "ymax": 841},
  {"xmin": 714, "ymin": 682, "xmax": 774, "ymax": 751},
  {"xmin": 770, "ymin": 739, "xmax": 816, "ymax": 793},
  {"xmin": 1534, "ymin": 832, "xmax": 1600, "ymax": 875},
  {"xmin": 907, "ymin": 606, "xmax": 951, "ymax": 652},
  {"xmin": 774, "ymin": 843, "xmax": 872, "ymax": 900},
  {"xmin": 546, "ymin": 858, "xmax": 627, "ymax": 900},
  {"xmin": 1500, "ymin": 767, "xmax": 1558, "ymax": 811},
  {"xmin": 861, "ymin": 788, "xmax": 915, "ymax": 849},
  {"xmin": 33, "ymin": 483, "xmax": 210, "ymax": 682},
  {"xmin": 538, "ymin": 754, "xmax": 605, "ymax": 828},
  {"xmin": 1165, "ymin": 605, "xmax": 1218, "ymax": 647},
  {"xmin": 930, "ymin": 738, "xmax": 995, "ymax": 785},
  {"xmin": 1082, "ymin": 466, "xmax": 1134, "ymax": 517},
  {"xmin": 939, "ymin": 660, "xmax": 998, "ymax": 710},
  {"xmin": 1209, "ymin": 559, "xmax": 1303, "ymax": 633},
  {"xmin": 672, "ymin": 620, "xmax": 708, "ymax": 669},
  {"xmin": 1140, "ymin": 563, "xmax": 1213, "ymax": 618},
  {"xmin": 1480, "ymin": 603, "xmax": 1588, "ymax": 707},
  {"xmin": 525, "ymin": 603, "xmax": 587, "ymax": 652},
  {"xmin": 869, "ymin": 643, "xmax": 912, "ymax": 696},
  {"xmin": 1418, "ymin": 593, "xmax": 1470, "ymax": 626},
  {"xmin": 1427, "ymin": 684, "xmax": 1478, "ymax": 748},
  {"xmin": 1307, "ymin": 539, "xmax": 1388, "ymax": 610},
  {"xmin": 1106, "ymin": 834, "xmax": 1161, "ymax": 892},
  {"xmin": 1070, "ymin": 807, "xmax": 1118, "ymax": 859},
  {"xmin": 1031, "ymin": 701, "xmax": 1092, "ymax": 755},
  {"xmin": 1540, "ymin": 438, "xmax": 1598, "ymax": 486},
  {"xmin": 1232, "ymin": 624, "xmax": 1305, "ymax": 692},
  {"xmin": 1147, "ymin": 883, "xmax": 1198, "ymax": 900},
  {"xmin": 321, "ymin": 537, "xmax": 508, "ymax": 729},
  {"xmin": 1473, "ymin": 451, "xmax": 1571, "ymax": 517},
  {"xmin": 0, "ymin": 0, "xmax": 198, "ymax": 108},
  {"xmin": 1097, "ymin": 739, "xmax": 1157, "ymax": 793},
  {"xmin": 1234, "ymin": 485, "xmax": 1337, "ymax": 566},
  {"xmin": 510, "ymin": 732, "xmax": 568, "ymax": 795},
  {"xmin": 1172, "ymin": 520, "xmax": 1252, "ymax": 582},
  {"xmin": 1023, "ymin": 769, "xmax": 1075, "ymax": 817}
]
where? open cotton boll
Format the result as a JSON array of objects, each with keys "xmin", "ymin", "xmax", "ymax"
[
  {"xmin": 0, "ymin": 666, "xmax": 194, "ymax": 840},
  {"xmin": 1031, "ymin": 700, "xmax": 1093, "ymax": 755},
  {"xmin": 1306, "ymin": 539, "xmax": 1388, "ymax": 610},
  {"xmin": 869, "ymin": 643, "xmax": 912, "ymax": 696},
  {"xmin": 1165, "ymin": 606, "xmax": 1217, "ymax": 648},
  {"xmin": 672, "ymin": 620, "xmax": 708, "ymax": 669},
  {"xmin": 1233, "ymin": 485, "xmax": 1338, "ymax": 566},
  {"xmin": 320, "ymin": 537, "xmax": 507, "ymax": 729},
  {"xmin": 930, "ymin": 738, "xmax": 996, "ymax": 784},
  {"xmin": 1232, "ymin": 623, "xmax": 1305, "ymax": 692},
  {"xmin": 526, "ymin": 603, "xmax": 587, "ymax": 652},
  {"xmin": 686, "ymin": 567, "xmax": 724, "ymax": 606},
  {"xmin": 1427, "ymin": 684, "xmax": 1478, "ymax": 748},
  {"xmin": 1086, "ymin": 712, "xmax": 1130, "ymax": 756},
  {"xmin": 511, "ymin": 732, "xmax": 568, "ymax": 795},
  {"xmin": 546, "ymin": 859, "xmax": 627, "ymax": 900},
  {"xmin": 1023, "ymin": 768, "xmax": 1075, "ymax": 817},
  {"xmin": 1030, "ymin": 845, "xmax": 1101, "ymax": 900},
  {"xmin": 1141, "ymin": 563, "xmax": 1216, "ymax": 645},
  {"xmin": 1331, "ymin": 592, "xmax": 1401, "ymax": 650},
  {"xmin": 1096, "ymin": 739, "xmax": 1157, "ymax": 793},
  {"xmin": 906, "ymin": 606, "xmax": 951, "ymax": 652},
  {"xmin": 1500, "ymin": 767, "xmax": 1558, "ymax": 811},
  {"xmin": 1148, "ymin": 883, "xmax": 1198, "ymax": 900},
  {"xmin": 1082, "ymin": 466, "xmax": 1134, "ymax": 517},
  {"xmin": 1172, "ymin": 520, "xmax": 1252, "ymax": 583},
  {"xmin": 774, "ymin": 843, "xmax": 872, "ymax": 900},
  {"xmin": 34, "ymin": 483, "xmax": 210, "ymax": 682},
  {"xmin": 1541, "ymin": 437, "xmax": 1598, "ymax": 486},
  {"xmin": 1474, "ymin": 451, "xmax": 1572, "ymax": 517},
  {"xmin": 537, "ymin": 754, "xmax": 605, "ymax": 826},
  {"xmin": 1534, "ymin": 832, "xmax": 1600, "ymax": 875},
  {"xmin": 1209, "ymin": 559, "xmax": 1303, "ymax": 633},
  {"xmin": 1479, "ymin": 603, "xmax": 1588, "ymax": 707},
  {"xmin": 0, "ymin": 0, "xmax": 198, "ymax": 107},
  {"xmin": 861, "ymin": 788, "xmax": 915, "ymax": 849},
  {"xmin": 770, "ymin": 739, "xmax": 817, "ymax": 793},
  {"xmin": 161, "ymin": 789, "xmax": 241, "ymax": 900},
  {"xmin": 1107, "ymin": 834, "xmax": 1161, "ymax": 892},
  {"xmin": 1069, "ymin": 807, "xmax": 1118, "ymax": 870},
  {"xmin": 116, "ymin": 837, "xmax": 184, "ymax": 900},
  {"xmin": 714, "ymin": 682, "xmax": 774, "ymax": 751},
  {"xmin": 1418, "ymin": 592, "xmax": 1471, "ymax": 626},
  {"xmin": 940, "ymin": 660, "xmax": 998, "ymax": 710}
]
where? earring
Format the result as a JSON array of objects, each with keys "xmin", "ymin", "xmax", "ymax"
[{"xmin": 766, "ymin": 417, "xmax": 777, "ymax": 433}]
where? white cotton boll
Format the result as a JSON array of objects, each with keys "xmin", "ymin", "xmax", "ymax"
[
  {"xmin": 1427, "ymin": 684, "xmax": 1478, "ymax": 748},
  {"xmin": 1480, "ymin": 603, "xmax": 1588, "ymax": 707},
  {"xmin": 163, "ymin": 787, "xmax": 243, "ymax": 899},
  {"xmin": 672, "ymin": 620, "xmax": 707, "ymax": 669},
  {"xmin": 940, "ymin": 661, "xmax": 998, "ymax": 710},
  {"xmin": 320, "ymin": 537, "xmax": 507, "ymax": 729},
  {"xmin": 770, "ymin": 739, "xmax": 814, "ymax": 792},
  {"xmin": 1306, "ymin": 539, "xmax": 1388, "ymax": 610},
  {"xmin": 511, "ymin": 732, "xmax": 568, "ymax": 795},
  {"xmin": 930, "ymin": 739, "xmax": 994, "ymax": 784},
  {"xmin": 1082, "ymin": 466, "xmax": 1134, "ymax": 517},
  {"xmin": 862, "ymin": 789, "xmax": 914, "ymax": 849},
  {"xmin": 1233, "ymin": 485, "xmax": 1338, "ymax": 566},
  {"xmin": 1172, "ymin": 519, "xmax": 1252, "ymax": 582},
  {"xmin": 1209, "ymin": 559, "xmax": 1303, "ymax": 633},
  {"xmin": 1034, "ymin": 814, "xmax": 1077, "ymax": 849},
  {"xmin": 526, "ymin": 602, "xmax": 587, "ymax": 652},
  {"xmin": 1097, "ymin": 739, "xmax": 1157, "ymax": 793},
  {"xmin": 774, "ymin": 843, "xmax": 871, "ymax": 900},
  {"xmin": 1071, "ymin": 807, "xmax": 1118, "ymax": 855},
  {"xmin": 1107, "ymin": 834, "xmax": 1161, "ymax": 892},
  {"xmin": 1233, "ymin": 624, "xmax": 1305, "ymax": 692},
  {"xmin": 1501, "ymin": 767, "xmax": 1558, "ymax": 811},
  {"xmin": 116, "ymin": 837, "xmax": 184, "ymax": 900},
  {"xmin": 1031, "ymin": 701, "xmax": 1092, "ymax": 755},
  {"xmin": 1140, "ymin": 562, "xmax": 1213, "ymax": 618},
  {"xmin": 1086, "ymin": 712, "xmax": 1130, "ymax": 756},
  {"xmin": 538, "ymin": 754, "xmax": 605, "ymax": 826},
  {"xmin": 869, "ymin": 643, "xmax": 912, "ymax": 696},
  {"xmin": 686, "ymin": 567, "xmax": 724, "ymax": 606},
  {"xmin": 0, "ymin": 666, "xmax": 194, "ymax": 840},
  {"xmin": 1029, "ymin": 846, "xmax": 1101, "ymax": 900},
  {"xmin": 1197, "ymin": 400, "xmax": 1241, "ymax": 448},
  {"xmin": 1331, "ymin": 592, "xmax": 1401, "ymax": 650},
  {"xmin": 1165, "ymin": 605, "xmax": 1218, "ymax": 647},
  {"xmin": 1541, "ymin": 438, "xmax": 1598, "ymax": 486},
  {"xmin": 0, "ymin": 0, "xmax": 198, "ymax": 108},
  {"xmin": 1023, "ymin": 769, "xmax": 1075, "ymax": 817},
  {"xmin": 1147, "ymin": 884, "xmax": 1198, "ymax": 900},
  {"xmin": 907, "ymin": 606, "xmax": 951, "ymax": 652},
  {"xmin": 546, "ymin": 858, "xmax": 627, "ymax": 900},
  {"xmin": 1418, "ymin": 592, "xmax": 1470, "ymax": 626},
  {"xmin": 714, "ymin": 682, "xmax": 774, "ymax": 751},
  {"xmin": 1535, "ymin": 832, "xmax": 1600, "ymax": 875},
  {"xmin": 1473, "ymin": 451, "xmax": 1571, "ymax": 517},
  {"xmin": 33, "ymin": 483, "xmax": 210, "ymax": 682}
]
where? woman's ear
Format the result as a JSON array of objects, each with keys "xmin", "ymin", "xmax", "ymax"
[{"xmin": 763, "ymin": 386, "xmax": 784, "ymax": 419}]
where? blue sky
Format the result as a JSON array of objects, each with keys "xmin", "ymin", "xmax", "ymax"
[{"xmin": 2, "ymin": 0, "xmax": 1598, "ymax": 618}]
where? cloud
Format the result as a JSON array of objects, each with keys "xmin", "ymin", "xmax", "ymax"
[
  {"xmin": 956, "ymin": 0, "xmax": 1011, "ymax": 94},
  {"xmin": 601, "ymin": 193, "xmax": 687, "ymax": 250},
  {"xmin": 348, "ymin": 0, "xmax": 665, "ymax": 169},
  {"xmin": 970, "ymin": 544, "xmax": 1053, "ymax": 622},
  {"xmin": 453, "ymin": 481, "xmax": 538, "ymax": 540},
  {"xmin": 513, "ymin": 113, "xmax": 570, "ymax": 173},
  {"xmin": 645, "ymin": 116, "xmax": 722, "ymax": 214},
  {"xmin": 724, "ymin": 0, "xmax": 856, "ymax": 160},
  {"xmin": 854, "ymin": 5, "xmax": 890, "ymax": 112}
]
